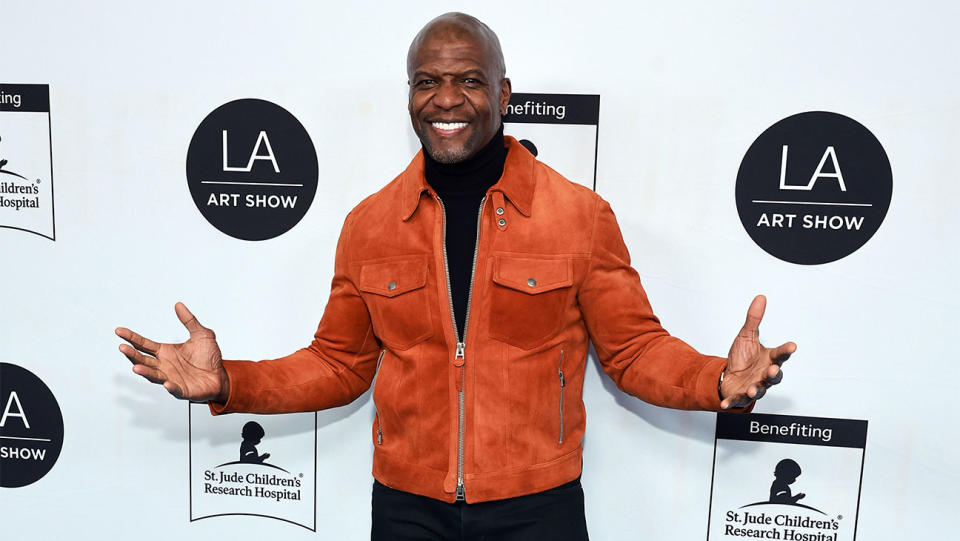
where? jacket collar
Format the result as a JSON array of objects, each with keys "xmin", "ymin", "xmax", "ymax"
[{"xmin": 400, "ymin": 135, "xmax": 535, "ymax": 221}]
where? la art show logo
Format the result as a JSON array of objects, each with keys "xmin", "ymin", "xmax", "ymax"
[
  {"xmin": 189, "ymin": 404, "xmax": 317, "ymax": 530},
  {"xmin": 0, "ymin": 84, "xmax": 56, "ymax": 240},
  {"xmin": 707, "ymin": 413, "xmax": 868, "ymax": 541},
  {"xmin": 0, "ymin": 362, "xmax": 64, "ymax": 488},
  {"xmin": 735, "ymin": 111, "xmax": 892, "ymax": 264},
  {"xmin": 186, "ymin": 98, "xmax": 318, "ymax": 240}
]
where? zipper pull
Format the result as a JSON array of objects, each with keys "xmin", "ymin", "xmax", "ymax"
[
  {"xmin": 455, "ymin": 342, "xmax": 465, "ymax": 392},
  {"xmin": 377, "ymin": 426, "xmax": 382, "ymax": 445},
  {"xmin": 559, "ymin": 369, "xmax": 565, "ymax": 387},
  {"xmin": 456, "ymin": 482, "xmax": 465, "ymax": 501},
  {"xmin": 453, "ymin": 342, "xmax": 465, "ymax": 367}
]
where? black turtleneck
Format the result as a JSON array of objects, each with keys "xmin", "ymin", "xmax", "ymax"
[{"xmin": 424, "ymin": 126, "xmax": 507, "ymax": 339}]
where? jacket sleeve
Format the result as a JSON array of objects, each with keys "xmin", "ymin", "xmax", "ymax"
[
  {"xmin": 209, "ymin": 212, "xmax": 381, "ymax": 415},
  {"xmin": 577, "ymin": 197, "xmax": 732, "ymax": 411}
]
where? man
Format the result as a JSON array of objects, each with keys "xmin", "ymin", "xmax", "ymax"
[{"xmin": 117, "ymin": 12, "xmax": 795, "ymax": 540}]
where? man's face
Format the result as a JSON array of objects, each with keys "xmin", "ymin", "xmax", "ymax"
[{"xmin": 408, "ymin": 32, "xmax": 511, "ymax": 163}]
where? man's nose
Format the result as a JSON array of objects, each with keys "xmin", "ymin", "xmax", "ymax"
[{"xmin": 432, "ymin": 81, "xmax": 466, "ymax": 110}]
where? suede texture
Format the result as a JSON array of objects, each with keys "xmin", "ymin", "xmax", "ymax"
[{"xmin": 210, "ymin": 137, "xmax": 739, "ymax": 503}]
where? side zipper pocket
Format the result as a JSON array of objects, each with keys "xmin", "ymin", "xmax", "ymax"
[
  {"xmin": 558, "ymin": 347, "xmax": 565, "ymax": 445},
  {"xmin": 373, "ymin": 349, "xmax": 386, "ymax": 445}
]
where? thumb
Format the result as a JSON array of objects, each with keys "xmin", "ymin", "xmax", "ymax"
[
  {"xmin": 741, "ymin": 295, "xmax": 767, "ymax": 334},
  {"xmin": 175, "ymin": 302, "xmax": 206, "ymax": 335}
]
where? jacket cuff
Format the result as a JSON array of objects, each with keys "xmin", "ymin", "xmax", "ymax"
[{"xmin": 207, "ymin": 360, "xmax": 255, "ymax": 415}]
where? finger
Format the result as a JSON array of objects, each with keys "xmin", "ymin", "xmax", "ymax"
[
  {"xmin": 119, "ymin": 344, "xmax": 159, "ymax": 368},
  {"xmin": 175, "ymin": 302, "xmax": 206, "ymax": 335},
  {"xmin": 163, "ymin": 380, "xmax": 184, "ymax": 399},
  {"xmin": 132, "ymin": 363, "xmax": 167, "ymax": 385},
  {"xmin": 115, "ymin": 327, "xmax": 161, "ymax": 355},
  {"xmin": 721, "ymin": 393, "xmax": 752, "ymax": 410},
  {"xmin": 741, "ymin": 295, "xmax": 767, "ymax": 334},
  {"xmin": 764, "ymin": 365, "xmax": 784, "ymax": 386},
  {"xmin": 770, "ymin": 342, "xmax": 797, "ymax": 365},
  {"xmin": 742, "ymin": 384, "xmax": 766, "ymax": 401}
]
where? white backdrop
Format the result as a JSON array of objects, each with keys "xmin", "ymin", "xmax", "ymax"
[{"xmin": 2, "ymin": 1, "xmax": 958, "ymax": 539}]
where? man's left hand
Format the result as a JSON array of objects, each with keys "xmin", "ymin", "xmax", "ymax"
[{"xmin": 720, "ymin": 295, "xmax": 796, "ymax": 409}]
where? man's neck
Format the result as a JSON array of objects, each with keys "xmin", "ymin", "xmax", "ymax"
[{"xmin": 423, "ymin": 126, "xmax": 506, "ymax": 196}]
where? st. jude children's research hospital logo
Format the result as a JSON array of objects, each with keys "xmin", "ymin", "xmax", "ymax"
[
  {"xmin": 204, "ymin": 421, "xmax": 300, "ymax": 498},
  {"xmin": 189, "ymin": 404, "xmax": 317, "ymax": 530},
  {"xmin": 0, "ymin": 83, "xmax": 56, "ymax": 240},
  {"xmin": 503, "ymin": 93, "xmax": 600, "ymax": 191},
  {"xmin": 708, "ymin": 413, "xmax": 868, "ymax": 541}
]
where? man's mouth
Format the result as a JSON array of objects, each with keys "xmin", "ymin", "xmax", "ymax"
[{"xmin": 430, "ymin": 121, "xmax": 469, "ymax": 135}]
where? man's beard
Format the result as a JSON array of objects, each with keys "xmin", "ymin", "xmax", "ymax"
[{"xmin": 420, "ymin": 129, "xmax": 485, "ymax": 164}]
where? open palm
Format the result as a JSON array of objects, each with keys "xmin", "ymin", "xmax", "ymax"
[{"xmin": 117, "ymin": 302, "xmax": 228, "ymax": 402}]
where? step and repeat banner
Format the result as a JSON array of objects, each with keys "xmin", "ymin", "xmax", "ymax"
[{"xmin": 2, "ymin": 1, "xmax": 957, "ymax": 539}]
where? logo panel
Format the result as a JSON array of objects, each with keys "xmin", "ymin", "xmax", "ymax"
[
  {"xmin": 0, "ymin": 362, "xmax": 64, "ymax": 488},
  {"xmin": 186, "ymin": 98, "xmax": 318, "ymax": 241},
  {"xmin": 188, "ymin": 404, "xmax": 317, "ymax": 530},
  {"xmin": 504, "ymin": 93, "xmax": 600, "ymax": 190},
  {"xmin": 708, "ymin": 412, "xmax": 868, "ymax": 541},
  {"xmin": 736, "ymin": 111, "xmax": 892, "ymax": 264},
  {"xmin": 0, "ymin": 83, "xmax": 56, "ymax": 240}
]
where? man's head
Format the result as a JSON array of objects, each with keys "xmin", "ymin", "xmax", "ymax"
[{"xmin": 407, "ymin": 13, "xmax": 511, "ymax": 163}]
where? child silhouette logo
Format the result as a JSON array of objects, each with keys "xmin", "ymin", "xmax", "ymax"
[
  {"xmin": 214, "ymin": 420, "xmax": 289, "ymax": 472},
  {"xmin": 0, "ymin": 136, "xmax": 29, "ymax": 181},
  {"xmin": 739, "ymin": 457, "xmax": 825, "ymax": 514},
  {"xmin": 239, "ymin": 421, "xmax": 270, "ymax": 464},
  {"xmin": 769, "ymin": 458, "xmax": 805, "ymax": 504}
]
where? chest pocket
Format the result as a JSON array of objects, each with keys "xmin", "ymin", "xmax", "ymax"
[
  {"xmin": 488, "ymin": 256, "xmax": 573, "ymax": 350},
  {"xmin": 358, "ymin": 256, "xmax": 433, "ymax": 350}
]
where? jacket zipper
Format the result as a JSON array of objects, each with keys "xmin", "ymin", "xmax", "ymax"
[
  {"xmin": 373, "ymin": 348, "xmax": 386, "ymax": 445},
  {"xmin": 437, "ymin": 195, "xmax": 486, "ymax": 502},
  {"xmin": 558, "ymin": 347, "xmax": 566, "ymax": 445}
]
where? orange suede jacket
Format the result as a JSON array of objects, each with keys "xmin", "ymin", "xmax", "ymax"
[{"xmin": 211, "ymin": 136, "xmax": 730, "ymax": 503}]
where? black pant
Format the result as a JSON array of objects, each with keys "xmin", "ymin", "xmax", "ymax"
[{"xmin": 371, "ymin": 478, "xmax": 590, "ymax": 541}]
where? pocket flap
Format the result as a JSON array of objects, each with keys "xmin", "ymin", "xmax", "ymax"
[
  {"xmin": 359, "ymin": 257, "xmax": 429, "ymax": 297},
  {"xmin": 492, "ymin": 256, "xmax": 572, "ymax": 295}
]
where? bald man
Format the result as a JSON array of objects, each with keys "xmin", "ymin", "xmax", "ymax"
[{"xmin": 118, "ymin": 12, "xmax": 794, "ymax": 540}]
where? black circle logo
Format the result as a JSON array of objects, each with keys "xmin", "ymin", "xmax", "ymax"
[
  {"xmin": 1, "ymin": 362, "xmax": 64, "ymax": 488},
  {"xmin": 186, "ymin": 99, "xmax": 318, "ymax": 241},
  {"xmin": 735, "ymin": 111, "xmax": 892, "ymax": 265}
]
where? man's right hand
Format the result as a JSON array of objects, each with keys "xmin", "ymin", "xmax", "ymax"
[{"xmin": 116, "ymin": 302, "xmax": 229, "ymax": 403}]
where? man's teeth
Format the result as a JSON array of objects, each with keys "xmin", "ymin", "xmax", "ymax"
[{"xmin": 432, "ymin": 122, "xmax": 468, "ymax": 130}]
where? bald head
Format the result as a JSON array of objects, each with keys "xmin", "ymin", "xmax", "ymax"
[{"xmin": 407, "ymin": 12, "xmax": 506, "ymax": 81}]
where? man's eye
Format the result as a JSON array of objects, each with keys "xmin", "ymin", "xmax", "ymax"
[
  {"xmin": 463, "ymin": 78, "xmax": 482, "ymax": 86},
  {"xmin": 416, "ymin": 79, "xmax": 437, "ymax": 87}
]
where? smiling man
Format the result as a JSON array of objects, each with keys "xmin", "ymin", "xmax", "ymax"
[{"xmin": 118, "ymin": 12, "xmax": 795, "ymax": 541}]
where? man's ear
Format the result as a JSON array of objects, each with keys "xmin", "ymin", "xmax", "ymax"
[{"xmin": 499, "ymin": 78, "xmax": 512, "ymax": 115}]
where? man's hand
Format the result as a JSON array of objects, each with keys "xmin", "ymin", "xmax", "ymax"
[
  {"xmin": 116, "ymin": 302, "xmax": 229, "ymax": 403},
  {"xmin": 720, "ymin": 295, "xmax": 796, "ymax": 410}
]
